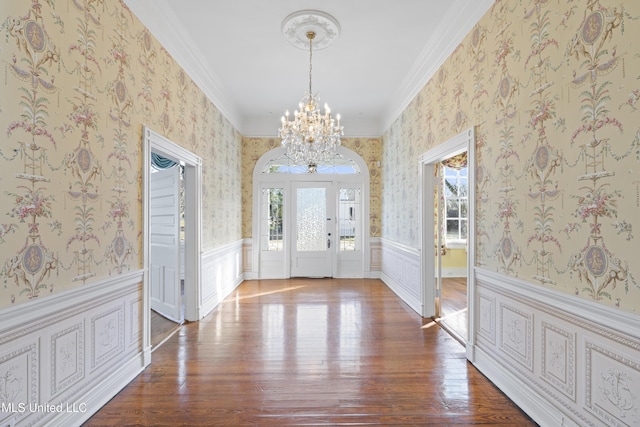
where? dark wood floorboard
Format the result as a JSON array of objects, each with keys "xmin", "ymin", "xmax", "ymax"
[
  {"xmin": 438, "ymin": 277, "xmax": 468, "ymax": 343},
  {"xmin": 84, "ymin": 278, "xmax": 536, "ymax": 426},
  {"xmin": 150, "ymin": 309, "xmax": 181, "ymax": 349}
]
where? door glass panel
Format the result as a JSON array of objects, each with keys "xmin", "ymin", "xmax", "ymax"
[
  {"xmin": 296, "ymin": 187, "xmax": 326, "ymax": 251},
  {"xmin": 339, "ymin": 188, "xmax": 360, "ymax": 251},
  {"xmin": 261, "ymin": 188, "xmax": 283, "ymax": 251}
]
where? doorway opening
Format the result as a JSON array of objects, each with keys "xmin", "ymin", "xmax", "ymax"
[
  {"xmin": 149, "ymin": 156, "xmax": 184, "ymax": 348},
  {"xmin": 252, "ymin": 147, "xmax": 369, "ymax": 279},
  {"xmin": 143, "ymin": 127, "xmax": 202, "ymax": 352},
  {"xmin": 419, "ymin": 127, "xmax": 475, "ymax": 352}
]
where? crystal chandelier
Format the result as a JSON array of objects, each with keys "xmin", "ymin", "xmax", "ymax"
[{"xmin": 279, "ymin": 30, "xmax": 343, "ymax": 170}]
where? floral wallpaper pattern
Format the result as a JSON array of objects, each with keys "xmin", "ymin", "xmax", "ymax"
[
  {"xmin": 382, "ymin": 0, "xmax": 640, "ymax": 313},
  {"xmin": 0, "ymin": 0, "xmax": 242, "ymax": 309},
  {"xmin": 241, "ymin": 137, "xmax": 382, "ymax": 238}
]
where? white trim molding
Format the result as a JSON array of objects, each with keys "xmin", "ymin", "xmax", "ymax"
[
  {"xmin": 471, "ymin": 268, "xmax": 640, "ymax": 427},
  {"xmin": 0, "ymin": 271, "xmax": 146, "ymax": 427},
  {"xmin": 200, "ymin": 240, "xmax": 245, "ymax": 318},
  {"xmin": 379, "ymin": 238, "xmax": 421, "ymax": 315},
  {"xmin": 418, "ymin": 127, "xmax": 475, "ymax": 343}
]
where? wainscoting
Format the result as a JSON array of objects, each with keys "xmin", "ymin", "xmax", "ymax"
[
  {"xmin": 379, "ymin": 238, "xmax": 421, "ymax": 314},
  {"xmin": 200, "ymin": 240, "xmax": 244, "ymax": 318},
  {"xmin": 377, "ymin": 238, "xmax": 640, "ymax": 426},
  {"xmin": 472, "ymin": 268, "xmax": 640, "ymax": 427},
  {"xmin": 0, "ymin": 271, "xmax": 146, "ymax": 427},
  {"xmin": 241, "ymin": 238, "xmax": 382, "ymax": 280}
]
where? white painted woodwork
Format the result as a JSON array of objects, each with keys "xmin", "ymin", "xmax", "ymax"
[
  {"xmin": 143, "ymin": 127, "xmax": 202, "ymax": 322},
  {"xmin": 252, "ymin": 147, "xmax": 370, "ymax": 280},
  {"xmin": 418, "ymin": 127, "xmax": 475, "ymax": 340},
  {"xmin": 149, "ymin": 166, "xmax": 182, "ymax": 322},
  {"xmin": 0, "ymin": 271, "xmax": 146, "ymax": 427}
]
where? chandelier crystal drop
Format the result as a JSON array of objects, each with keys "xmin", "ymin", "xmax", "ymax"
[{"xmin": 278, "ymin": 30, "xmax": 343, "ymax": 170}]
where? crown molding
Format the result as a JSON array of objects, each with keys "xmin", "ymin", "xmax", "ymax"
[
  {"xmin": 380, "ymin": 0, "xmax": 493, "ymax": 134},
  {"xmin": 124, "ymin": 0, "xmax": 244, "ymax": 133}
]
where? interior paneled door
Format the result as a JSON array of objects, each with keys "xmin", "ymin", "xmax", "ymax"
[
  {"xmin": 291, "ymin": 182, "xmax": 335, "ymax": 277},
  {"xmin": 150, "ymin": 166, "xmax": 182, "ymax": 322}
]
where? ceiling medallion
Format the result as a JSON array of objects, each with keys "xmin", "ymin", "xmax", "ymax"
[
  {"xmin": 278, "ymin": 10, "xmax": 343, "ymax": 172},
  {"xmin": 281, "ymin": 10, "xmax": 341, "ymax": 50}
]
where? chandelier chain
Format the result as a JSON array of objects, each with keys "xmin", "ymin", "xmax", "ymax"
[{"xmin": 308, "ymin": 31, "xmax": 313, "ymax": 96}]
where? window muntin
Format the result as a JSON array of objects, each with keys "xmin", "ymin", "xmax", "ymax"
[
  {"xmin": 339, "ymin": 188, "xmax": 361, "ymax": 251},
  {"xmin": 443, "ymin": 166, "xmax": 468, "ymax": 244},
  {"xmin": 261, "ymin": 188, "xmax": 284, "ymax": 251}
]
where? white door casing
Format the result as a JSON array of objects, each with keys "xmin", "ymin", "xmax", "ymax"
[
  {"xmin": 252, "ymin": 147, "xmax": 370, "ymax": 279},
  {"xmin": 150, "ymin": 166, "xmax": 182, "ymax": 322},
  {"xmin": 419, "ymin": 127, "xmax": 476, "ymax": 360},
  {"xmin": 143, "ymin": 126, "xmax": 202, "ymax": 357}
]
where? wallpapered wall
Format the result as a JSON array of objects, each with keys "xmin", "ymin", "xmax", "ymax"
[
  {"xmin": 0, "ymin": 0, "xmax": 242, "ymax": 309},
  {"xmin": 383, "ymin": 0, "xmax": 640, "ymax": 313},
  {"xmin": 241, "ymin": 137, "xmax": 382, "ymax": 239}
]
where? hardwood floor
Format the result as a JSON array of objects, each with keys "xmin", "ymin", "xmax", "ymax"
[
  {"xmin": 438, "ymin": 277, "xmax": 468, "ymax": 344},
  {"xmin": 150, "ymin": 309, "xmax": 181, "ymax": 349},
  {"xmin": 84, "ymin": 279, "xmax": 536, "ymax": 426}
]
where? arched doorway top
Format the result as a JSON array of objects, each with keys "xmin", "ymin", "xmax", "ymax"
[{"xmin": 254, "ymin": 146, "xmax": 368, "ymax": 177}]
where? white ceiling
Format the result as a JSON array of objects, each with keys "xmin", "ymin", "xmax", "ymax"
[{"xmin": 124, "ymin": 0, "xmax": 493, "ymax": 137}]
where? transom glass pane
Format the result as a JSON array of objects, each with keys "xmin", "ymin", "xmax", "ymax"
[
  {"xmin": 339, "ymin": 188, "xmax": 361, "ymax": 251},
  {"xmin": 296, "ymin": 188, "xmax": 326, "ymax": 251},
  {"xmin": 263, "ymin": 152, "xmax": 359, "ymax": 174},
  {"xmin": 261, "ymin": 188, "xmax": 283, "ymax": 251}
]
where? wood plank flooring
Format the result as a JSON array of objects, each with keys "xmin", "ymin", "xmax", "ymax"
[
  {"xmin": 438, "ymin": 277, "xmax": 468, "ymax": 344},
  {"xmin": 84, "ymin": 278, "xmax": 536, "ymax": 426}
]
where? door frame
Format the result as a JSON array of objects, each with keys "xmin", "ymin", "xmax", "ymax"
[
  {"xmin": 251, "ymin": 146, "xmax": 369, "ymax": 279},
  {"xmin": 418, "ymin": 127, "xmax": 476, "ymax": 360},
  {"xmin": 143, "ymin": 127, "xmax": 202, "ymax": 352}
]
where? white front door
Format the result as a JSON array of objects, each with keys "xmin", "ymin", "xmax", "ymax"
[
  {"xmin": 150, "ymin": 166, "xmax": 182, "ymax": 322},
  {"xmin": 291, "ymin": 182, "xmax": 335, "ymax": 277}
]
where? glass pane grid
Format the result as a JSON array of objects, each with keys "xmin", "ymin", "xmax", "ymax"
[
  {"xmin": 262, "ymin": 188, "xmax": 284, "ymax": 251},
  {"xmin": 443, "ymin": 167, "xmax": 468, "ymax": 242},
  {"xmin": 339, "ymin": 188, "xmax": 360, "ymax": 251}
]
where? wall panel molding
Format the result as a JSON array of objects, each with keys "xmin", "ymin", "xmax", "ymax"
[
  {"xmin": 0, "ymin": 270, "xmax": 146, "ymax": 427},
  {"xmin": 200, "ymin": 240, "xmax": 245, "ymax": 318},
  {"xmin": 380, "ymin": 238, "xmax": 421, "ymax": 314},
  {"xmin": 472, "ymin": 268, "xmax": 640, "ymax": 427}
]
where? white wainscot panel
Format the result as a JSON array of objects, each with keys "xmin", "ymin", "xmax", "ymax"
[
  {"xmin": 0, "ymin": 270, "xmax": 146, "ymax": 427},
  {"xmin": 472, "ymin": 268, "xmax": 640, "ymax": 427},
  {"xmin": 476, "ymin": 289, "xmax": 496, "ymax": 345},
  {"xmin": 585, "ymin": 339, "xmax": 640, "ymax": 426},
  {"xmin": 50, "ymin": 322, "xmax": 84, "ymax": 398},
  {"xmin": 200, "ymin": 240, "xmax": 245, "ymax": 318},
  {"xmin": 369, "ymin": 238, "xmax": 382, "ymax": 275},
  {"xmin": 541, "ymin": 319, "xmax": 576, "ymax": 402},
  {"xmin": 91, "ymin": 304, "xmax": 125, "ymax": 370},
  {"xmin": 499, "ymin": 302, "xmax": 533, "ymax": 371},
  {"xmin": 0, "ymin": 340, "xmax": 38, "ymax": 425},
  {"xmin": 380, "ymin": 239, "xmax": 421, "ymax": 314}
]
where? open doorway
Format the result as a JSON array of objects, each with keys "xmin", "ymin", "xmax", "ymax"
[
  {"xmin": 149, "ymin": 155, "xmax": 185, "ymax": 348},
  {"xmin": 436, "ymin": 160, "xmax": 468, "ymax": 343},
  {"xmin": 420, "ymin": 127, "xmax": 475, "ymax": 351},
  {"xmin": 143, "ymin": 127, "xmax": 202, "ymax": 353}
]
